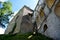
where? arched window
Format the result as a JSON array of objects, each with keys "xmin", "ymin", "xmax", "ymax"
[
  {"xmin": 46, "ymin": 0, "xmax": 55, "ymax": 8},
  {"xmin": 54, "ymin": 2, "xmax": 60, "ymax": 17},
  {"xmin": 43, "ymin": 24, "xmax": 48, "ymax": 32}
]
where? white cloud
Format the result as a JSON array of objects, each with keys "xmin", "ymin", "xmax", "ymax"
[
  {"xmin": 0, "ymin": 0, "xmax": 8, "ymax": 2},
  {"xmin": 0, "ymin": 27, "xmax": 5, "ymax": 34}
]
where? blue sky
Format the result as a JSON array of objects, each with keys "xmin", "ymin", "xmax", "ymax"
[
  {"xmin": 0, "ymin": 0, "xmax": 38, "ymax": 34},
  {"xmin": 9, "ymin": 0, "xmax": 38, "ymax": 12}
]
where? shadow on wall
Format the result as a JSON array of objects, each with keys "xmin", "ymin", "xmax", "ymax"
[{"xmin": 20, "ymin": 13, "xmax": 33, "ymax": 33}]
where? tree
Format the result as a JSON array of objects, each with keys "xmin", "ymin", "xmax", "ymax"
[{"xmin": 0, "ymin": 1, "xmax": 12, "ymax": 28}]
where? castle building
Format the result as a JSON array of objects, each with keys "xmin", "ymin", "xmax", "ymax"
[
  {"xmin": 33, "ymin": 0, "xmax": 60, "ymax": 40},
  {"xmin": 5, "ymin": 5, "xmax": 33, "ymax": 34}
]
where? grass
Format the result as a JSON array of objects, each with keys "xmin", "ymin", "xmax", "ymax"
[{"xmin": 0, "ymin": 32, "xmax": 53, "ymax": 40}]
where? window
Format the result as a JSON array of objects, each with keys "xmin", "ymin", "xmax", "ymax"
[
  {"xmin": 28, "ymin": 13, "xmax": 33, "ymax": 17},
  {"xmin": 54, "ymin": 2, "xmax": 60, "ymax": 17},
  {"xmin": 46, "ymin": 0, "xmax": 55, "ymax": 8},
  {"xmin": 15, "ymin": 15, "xmax": 19, "ymax": 21},
  {"xmin": 43, "ymin": 24, "xmax": 48, "ymax": 32},
  {"xmin": 40, "ymin": 9, "xmax": 44, "ymax": 18},
  {"xmin": 36, "ymin": 15, "xmax": 40, "ymax": 23}
]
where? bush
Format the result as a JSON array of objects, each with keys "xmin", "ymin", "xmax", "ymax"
[{"xmin": 0, "ymin": 32, "xmax": 53, "ymax": 40}]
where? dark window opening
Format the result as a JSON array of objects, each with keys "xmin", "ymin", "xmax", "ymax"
[
  {"xmin": 43, "ymin": 24, "xmax": 48, "ymax": 32},
  {"xmin": 28, "ymin": 13, "xmax": 33, "ymax": 17}
]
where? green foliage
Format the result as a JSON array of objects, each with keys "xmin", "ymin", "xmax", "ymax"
[
  {"xmin": 0, "ymin": 32, "xmax": 53, "ymax": 40},
  {"xmin": 0, "ymin": 1, "xmax": 12, "ymax": 15},
  {"xmin": 0, "ymin": 1, "xmax": 12, "ymax": 28}
]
